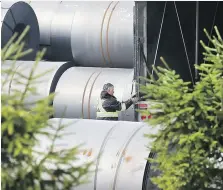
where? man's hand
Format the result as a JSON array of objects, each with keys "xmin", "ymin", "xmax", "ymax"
[
  {"xmin": 132, "ymin": 92, "xmax": 146, "ymax": 98},
  {"xmin": 131, "ymin": 97, "xmax": 139, "ymax": 103},
  {"xmin": 131, "ymin": 93, "xmax": 146, "ymax": 101}
]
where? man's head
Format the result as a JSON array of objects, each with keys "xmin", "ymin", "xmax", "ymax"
[{"xmin": 103, "ymin": 83, "xmax": 114, "ymax": 96}]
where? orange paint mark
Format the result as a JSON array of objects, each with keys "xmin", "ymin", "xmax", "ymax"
[
  {"xmin": 87, "ymin": 148, "xmax": 93, "ymax": 157},
  {"xmin": 125, "ymin": 156, "xmax": 133, "ymax": 162}
]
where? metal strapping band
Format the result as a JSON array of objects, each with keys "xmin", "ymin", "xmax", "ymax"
[
  {"xmin": 81, "ymin": 71, "xmax": 97, "ymax": 118},
  {"xmin": 112, "ymin": 125, "xmax": 145, "ymax": 189},
  {"xmin": 88, "ymin": 71, "xmax": 102, "ymax": 119},
  {"xmin": 94, "ymin": 124, "xmax": 119, "ymax": 190},
  {"xmin": 106, "ymin": 1, "xmax": 119, "ymax": 65},
  {"xmin": 2, "ymin": 21, "xmax": 14, "ymax": 32},
  {"xmin": 100, "ymin": 1, "xmax": 114, "ymax": 65},
  {"xmin": 9, "ymin": 8, "xmax": 17, "ymax": 25}
]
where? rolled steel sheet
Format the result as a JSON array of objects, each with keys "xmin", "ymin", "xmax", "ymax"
[
  {"xmin": 2, "ymin": 60, "xmax": 73, "ymax": 107},
  {"xmin": 29, "ymin": 1, "xmax": 61, "ymax": 46},
  {"xmin": 8, "ymin": 1, "xmax": 135, "ymax": 65},
  {"xmin": 71, "ymin": 1, "xmax": 135, "ymax": 68},
  {"xmin": 50, "ymin": 1, "xmax": 77, "ymax": 61},
  {"xmin": 53, "ymin": 67, "xmax": 135, "ymax": 121},
  {"xmin": 36, "ymin": 118, "xmax": 159, "ymax": 190},
  {"xmin": 29, "ymin": 1, "xmax": 76, "ymax": 61},
  {"xmin": 28, "ymin": 1, "xmax": 61, "ymax": 59},
  {"xmin": 1, "ymin": 1, "xmax": 40, "ymax": 60}
]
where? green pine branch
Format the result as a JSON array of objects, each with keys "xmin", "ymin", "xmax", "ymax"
[
  {"xmin": 141, "ymin": 26, "xmax": 223, "ymax": 190},
  {"xmin": 1, "ymin": 26, "xmax": 91, "ymax": 190}
]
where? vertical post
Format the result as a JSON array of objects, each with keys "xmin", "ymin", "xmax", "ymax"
[
  {"xmin": 133, "ymin": 2, "xmax": 147, "ymax": 121},
  {"xmin": 133, "ymin": 2, "xmax": 139, "ymax": 121},
  {"xmin": 195, "ymin": 1, "xmax": 199, "ymax": 80}
]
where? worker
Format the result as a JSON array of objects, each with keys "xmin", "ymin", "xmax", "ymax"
[{"xmin": 96, "ymin": 83, "xmax": 139, "ymax": 120}]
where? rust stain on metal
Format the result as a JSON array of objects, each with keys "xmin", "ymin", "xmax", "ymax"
[
  {"xmin": 125, "ymin": 156, "xmax": 133, "ymax": 162},
  {"xmin": 81, "ymin": 71, "xmax": 97, "ymax": 118},
  {"xmin": 87, "ymin": 71, "xmax": 102, "ymax": 119},
  {"xmin": 87, "ymin": 148, "xmax": 93, "ymax": 157},
  {"xmin": 106, "ymin": 1, "xmax": 120, "ymax": 65},
  {"xmin": 100, "ymin": 1, "xmax": 113, "ymax": 65}
]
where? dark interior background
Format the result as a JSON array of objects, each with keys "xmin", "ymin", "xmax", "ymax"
[{"xmin": 146, "ymin": 1, "xmax": 223, "ymax": 83}]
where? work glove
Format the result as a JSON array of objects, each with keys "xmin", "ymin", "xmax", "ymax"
[
  {"xmin": 132, "ymin": 92, "xmax": 146, "ymax": 98},
  {"xmin": 131, "ymin": 97, "xmax": 139, "ymax": 104},
  {"xmin": 131, "ymin": 93, "xmax": 146, "ymax": 101}
]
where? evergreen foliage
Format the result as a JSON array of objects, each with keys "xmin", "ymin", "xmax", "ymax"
[
  {"xmin": 1, "ymin": 27, "xmax": 91, "ymax": 190},
  {"xmin": 140, "ymin": 26, "xmax": 223, "ymax": 190}
]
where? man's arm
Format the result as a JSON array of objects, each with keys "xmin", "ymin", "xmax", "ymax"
[
  {"xmin": 102, "ymin": 99, "xmax": 122, "ymax": 111},
  {"xmin": 123, "ymin": 99, "xmax": 133, "ymax": 110},
  {"xmin": 102, "ymin": 97, "xmax": 139, "ymax": 112}
]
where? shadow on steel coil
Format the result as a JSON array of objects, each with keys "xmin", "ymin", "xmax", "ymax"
[
  {"xmin": 53, "ymin": 67, "xmax": 135, "ymax": 121},
  {"xmin": 28, "ymin": 1, "xmax": 62, "ymax": 60},
  {"xmin": 1, "ymin": 1, "xmax": 40, "ymax": 60},
  {"xmin": 35, "ymin": 118, "xmax": 159, "ymax": 190}
]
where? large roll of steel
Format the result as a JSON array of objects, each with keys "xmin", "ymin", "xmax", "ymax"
[
  {"xmin": 25, "ymin": 1, "xmax": 134, "ymax": 66},
  {"xmin": 29, "ymin": 1, "xmax": 61, "ymax": 47},
  {"xmin": 1, "ymin": 1, "xmax": 40, "ymax": 60},
  {"xmin": 28, "ymin": 1, "xmax": 61, "ymax": 59},
  {"xmin": 53, "ymin": 67, "xmax": 135, "ymax": 121},
  {"xmin": 36, "ymin": 118, "xmax": 159, "ymax": 190},
  {"xmin": 2, "ymin": 60, "xmax": 73, "ymax": 107},
  {"xmin": 71, "ymin": 1, "xmax": 135, "ymax": 68},
  {"xmin": 29, "ymin": 1, "xmax": 77, "ymax": 61}
]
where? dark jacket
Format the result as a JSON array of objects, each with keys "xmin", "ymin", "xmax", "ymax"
[{"xmin": 96, "ymin": 91, "xmax": 133, "ymax": 121}]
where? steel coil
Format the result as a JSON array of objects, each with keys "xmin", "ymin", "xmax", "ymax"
[
  {"xmin": 1, "ymin": 1, "xmax": 40, "ymax": 60},
  {"xmin": 71, "ymin": 1, "xmax": 135, "ymax": 68},
  {"xmin": 28, "ymin": 1, "xmax": 134, "ymax": 67},
  {"xmin": 36, "ymin": 118, "xmax": 159, "ymax": 190},
  {"xmin": 53, "ymin": 67, "xmax": 135, "ymax": 120},
  {"xmin": 2, "ymin": 60, "xmax": 73, "ymax": 107},
  {"xmin": 29, "ymin": 1, "xmax": 61, "ymax": 59}
]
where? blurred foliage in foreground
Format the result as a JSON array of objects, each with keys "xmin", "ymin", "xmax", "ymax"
[
  {"xmin": 1, "ymin": 26, "xmax": 91, "ymax": 190},
  {"xmin": 141, "ymin": 26, "xmax": 223, "ymax": 190}
]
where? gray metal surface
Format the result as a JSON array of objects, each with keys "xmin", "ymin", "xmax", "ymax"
[
  {"xmin": 1, "ymin": 60, "xmax": 21, "ymax": 95},
  {"xmin": 71, "ymin": 1, "xmax": 135, "ymax": 68},
  {"xmin": 53, "ymin": 67, "xmax": 135, "ymax": 120},
  {"xmin": 29, "ymin": 1, "xmax": 61, "ymax": 59},
  {"xmin": 1, "ymin": 1, "xmax": 40, "ymax": 60},
  {"xmin": 2, "ymin": 60, "xmax": 72, "ymax": 107},
  {"xmin": 29, "ymin": 1, "xmax": 61, "ymax": 46},
  {"xmin": 1, "ymin": 1, "xmax": 16, "ymax": 8},
  {"xmin": 6, "ymin": 1, "xmax": 135, "ymax": 66},
  {"xmin": 36, "ymin": 118, "xmax": 158, "ymax": 190},
  {"xmin": 50, "ymin": 1, "xmax": 76, "ymax": 61}
]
